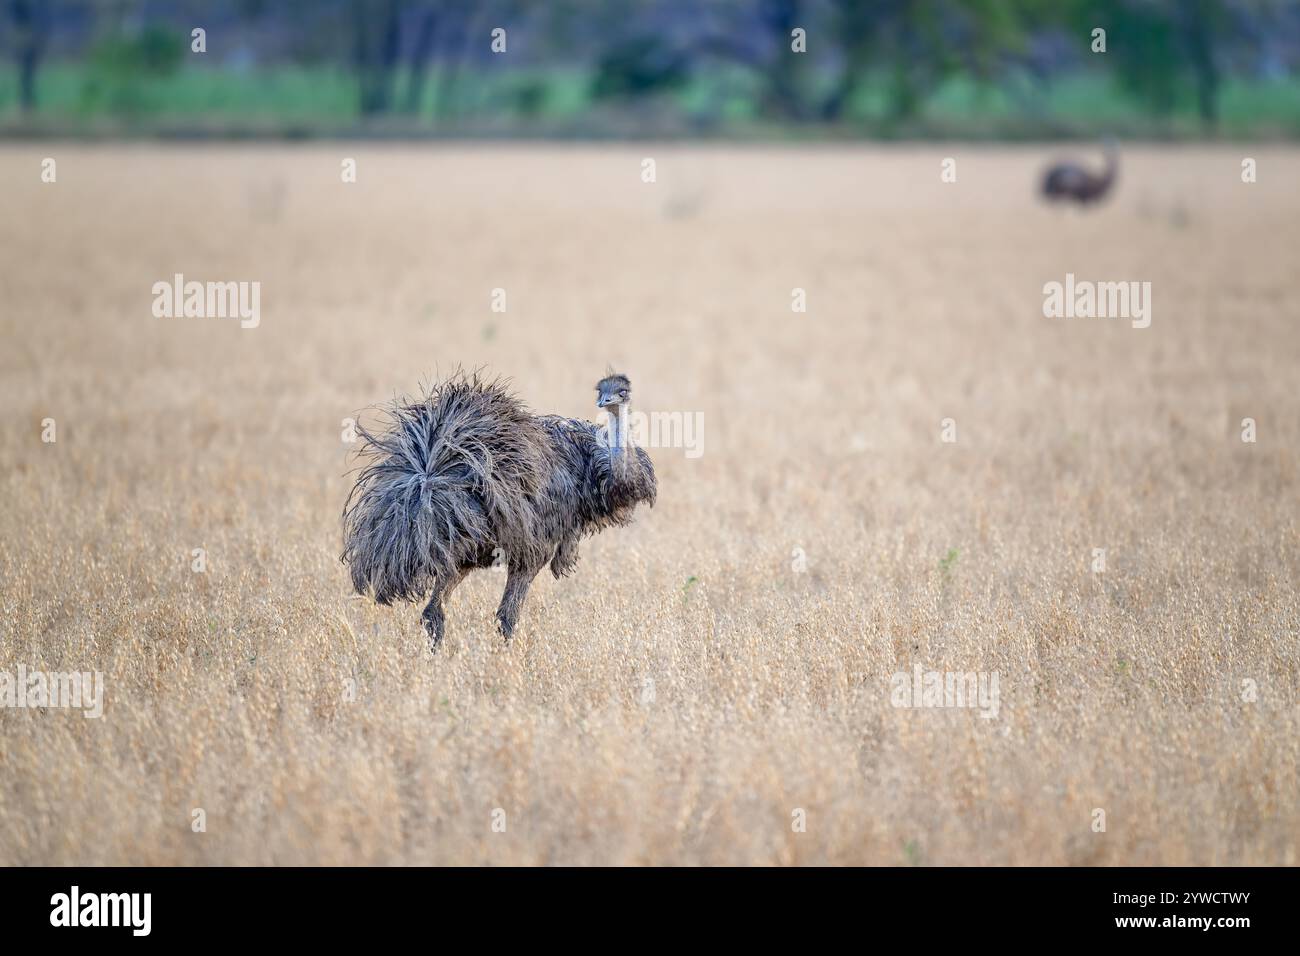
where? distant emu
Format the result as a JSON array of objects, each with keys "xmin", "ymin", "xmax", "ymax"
[
  {"xmin": 1041, "ymin": 138, "xmax": 1119, "ymax": 205},
  {"xmin": 342, "ymin": 371, "xmax": 656, "ymax": 647}
]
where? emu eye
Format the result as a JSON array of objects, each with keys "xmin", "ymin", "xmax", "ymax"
[{"xmin": 619, "ymin": 389, "xmax": 628, "ymax": 397}]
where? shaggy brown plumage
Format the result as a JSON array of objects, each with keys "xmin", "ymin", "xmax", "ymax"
[
  {"xmin": 342, "ymin": 370, "xmax": 656, "ymax": 646},
  {"xmin": 1042, "ymin": 138, "xmax": 1119, "ymax": 205}
]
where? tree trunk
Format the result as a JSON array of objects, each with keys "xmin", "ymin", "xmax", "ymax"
[
  {"xmin": 432, "ymin": 8, "xmax": 474, "ymax": 122},
  {"xmin": 353, "ymin": 0, "xmax": 404, "ymax": 117},
  {"xmin": 758, "ymin": 0, "xmax": 806, "ymax": 121},
  {"xmin": 10, "ymin": 0, "xmax": 45, "ymax": 114},
  {"xmin": 403, "ymin": 7, "xmax": 439, "ymax": 115},
  {"xmin": 1185, "ymin": 28, "xmax": 1218, "ymax": 126}
]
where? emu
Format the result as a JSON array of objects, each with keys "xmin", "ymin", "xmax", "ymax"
[
  {"xmin": 1041, "ymin": 138, "xmax": 1119, "ymax": 205},
  {"xmin": 342, "ymin": 371, "xmax": 656, "ymax": 647}
]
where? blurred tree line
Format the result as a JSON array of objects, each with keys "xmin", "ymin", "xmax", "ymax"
[{"xmin": 2, "ymin": 0, "xmax": 1298, "ymax": 134}]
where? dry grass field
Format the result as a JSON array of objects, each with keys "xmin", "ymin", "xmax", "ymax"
[{"xmin": 1, "ymin": 144, "xmax": 1297, "ymax": 865}]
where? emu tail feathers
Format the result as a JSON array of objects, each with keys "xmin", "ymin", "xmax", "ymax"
[{"xmin": 341, "ymin": 373, "xmax": 550, "ymax": 605}]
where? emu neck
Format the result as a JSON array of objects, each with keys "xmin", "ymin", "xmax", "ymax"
[
  {"xmin": 1101, "ymin": 146, "xmax": 1118, "ymax": 184},
  {"xmin": 607, "ymin": 404, "xmax": 630, "ymax": 459}
]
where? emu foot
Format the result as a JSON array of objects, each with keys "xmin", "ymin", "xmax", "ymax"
[{"xmin": 421, "ymin": 607, "xmax": 445, "ymax": 652}]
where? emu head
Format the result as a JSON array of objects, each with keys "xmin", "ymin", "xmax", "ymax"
[{"xmin": 596, "ymin": 373, "xmax": 631, "ymax": 409}]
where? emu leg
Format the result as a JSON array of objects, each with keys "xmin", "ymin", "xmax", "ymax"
[
  {"xmin": 496, "ymin": 566, "xmax": 541, "ymax": 640},
  {"xmin": 421, "ymin": 568, "xmax": 468, "ymax": 649}
]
